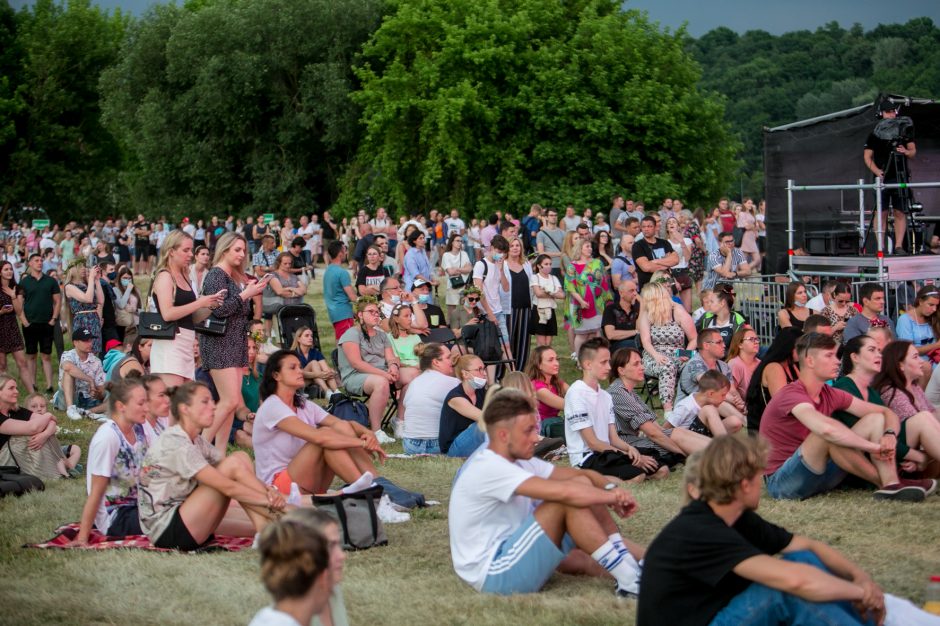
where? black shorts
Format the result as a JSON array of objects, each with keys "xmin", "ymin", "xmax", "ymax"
[
  {"xmin": 153, "ymin": 507, "xmax": 213, "ymax": 552},
  {"xmin": 22, "ymin": 322, "xmax": 54, "ymax": 355},
  {"xmin": 106, "ymin": 504, "xmax": 142, "ymax": 537},
  {"xmin": 578, "ymin": 449, "xmax": 645, "ymax": 480},
  {"xmin": 637, "ymin": 447, "xmax": 686, "ymax": 470},
  {"xmin": 688, "ymin": 417, "xmax": 713, "ymax": 438},
  {"xmin": 134, "ymin": 244, "xmax": 149, "ymax": 261}
]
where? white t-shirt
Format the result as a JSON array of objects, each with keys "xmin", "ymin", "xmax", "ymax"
[
  {"xmin": 86, "ymin": 420, "xmax": 150, "ymax": 533},
  {"xmin": 806, "ymin": 293, "xmax": 826, "ymax": 313},
  {"xmin": 668, "ymin": 394, "xmax": 702, "ymax": 430},
  {"xmin": 444, "ymin": 217, "xmax": 466, "ymax": 236},
  {"xmin": 402, "ymin": 369, "xmax": 459, "ymax": 439},
  {"xmin": 297, "ymin": 223, "xmax": 316, "ymax": 252},
  {"xmin": 670, "ymin": 237, "xmax": 693, "ymax": 269},
  {"xmin": 248, "ymin": 607, "xmax": 302, "ymax": 626},
  {"xmin": 563, "ymin": 380, "xmax": 615, "ymax": 466},
  {"xmin": 253, "ymin": 395, "xmax": 329, "ymax": 484},
  {"xmin": 448, "ymin": 447, "xmax": 554, "ymax": 591},
  {"xmin": 472, "ymin": 259, "xmax": 502, "ymax": 315}
]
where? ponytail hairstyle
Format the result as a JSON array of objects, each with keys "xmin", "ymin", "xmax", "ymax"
[
  {"xmin": 260, "ymin": 350, "xmax": 306, "ymax": 409},
  {"xmin": 106, "ymin": 377, "xmax": 146, "ymax": 415},
  {"xmin": 168, "ymin": 381, "xmax": 211, "ymax": 423},
  {"xmin": 258, "ymin": 508, "xmax": 331, "ymax": 602}
]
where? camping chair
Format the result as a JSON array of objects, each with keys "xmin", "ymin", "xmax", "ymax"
[
  {"xmin": 640, "ymin": 373, "xmax": 663, "ymax": 412},
  {"xmin": 330, "ymin": 348, "xmax": 398, "ymax": 432},
  {"xmin": 457, "ymin": 318, "xmax": 516, "ymax": 380},
  {"xmin": 420, "ymin": 327, "xmax": 458, "ymax": 347},
  {"xmin": 276, "ymin": 304, "xmax": 321, "ymax": 352}
]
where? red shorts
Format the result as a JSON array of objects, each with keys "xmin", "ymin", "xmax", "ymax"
[
  {"xmin": 271, "ymin": 469, "xmax": 293, "ymax": 495},
  {"xmin": 333, "ymin": 318, "xmax": 355, "ymax": 340}
]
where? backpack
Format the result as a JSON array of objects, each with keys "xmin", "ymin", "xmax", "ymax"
[
  {"xmin": 462, "ymin": 318, "xmax": 502, "ymax": 362},
  {"xmin": 326, "ymin": 393, "xmax": 370, "ymax": 428}
]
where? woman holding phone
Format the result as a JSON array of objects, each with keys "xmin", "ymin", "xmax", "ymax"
[
  {"xmin": 200, "ymin": 232, "xmax": 271, "ymax": 452},
  {"xmin": 0, "ymin": 261, "xmax": 28, "ymax": 387}
]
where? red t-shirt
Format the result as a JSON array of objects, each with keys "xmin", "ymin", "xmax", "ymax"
[
  {"xmin": 760, "ymin": 380, "xmax": 853, "ymax": 475},
  {"xmin": 718, "ymin": 209, "xmax": 736, "ymax": 234}
]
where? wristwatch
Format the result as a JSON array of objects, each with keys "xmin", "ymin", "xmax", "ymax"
[
  {"xmin": 883, "ymin": 429, "xmax": 897, "ymax": 437},
  {"xmin": 603, "ymin": 482, "xmax": 617, "ymax": 491}
]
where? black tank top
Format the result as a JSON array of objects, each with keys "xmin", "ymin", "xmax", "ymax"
[{"xmin": 154, "ymin": 271, "xmax": 196, "ymax": 330}]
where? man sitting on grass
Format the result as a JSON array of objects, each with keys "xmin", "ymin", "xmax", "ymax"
[
  {"xmin": 760, "ymin": 331, "xmax": 936, "ymax": 502},
  {"xmin": 449, "ymin": 388, "xmax": 645, "ymax": 598},
  {"xmin": 675, "ymin": 328, "xmax": 747, "ymax": 419},
  {"xmin": 564, "ymin": 338, "xmax": 668, "ymax": 482},
  {"xmin": 666, "ymin": 370, "xmax": 744, "ymax": 437},
  {"xmin": 637, "ymin": 436, "xmax": 939, "ymax": 626},
  {"xmin": 56, "ymin": 328, "xmax": 107, "ymax": 421}
]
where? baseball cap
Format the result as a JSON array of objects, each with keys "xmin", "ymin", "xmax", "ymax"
[
  {"xmin": 412, "ymin": 278, "xmax": 429, "ymax": 290},
  {"xmin": 105, "ymin": 338, "xmax": 122, "ymax": 352},
  {"xmin": 72, "ymin": 328, "xmax": 97, "ymax": 341},
  {"xmin": 878, "ymin": 100, "xmax": 898, "ymax": 112}
]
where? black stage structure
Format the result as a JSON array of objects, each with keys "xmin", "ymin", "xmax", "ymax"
[{"xmin": 763, "ymin": 94, "xmax": 940, "ymax": 270}]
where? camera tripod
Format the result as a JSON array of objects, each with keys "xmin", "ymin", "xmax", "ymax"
[{"xmin": 862, "ymin": 149, "xmax": 924, "ymax": 254}]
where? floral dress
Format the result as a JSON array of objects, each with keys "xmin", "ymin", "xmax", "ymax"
[
  {"xmin": 68, "ymin": 283, "xmax": 102, "ymax": 356},
  {"xmin": 564, "ymin": 258, "xmax": 611, "ymax": 331},
  {"xmin": 822, "ymin": 303, "xmax": 857, "ymax": 345},
  {"xmin": 642, "ymin": 320, "xmax": 687, "ymax": 406},
  {"xmin": 685, "ymin": 220, "xmax": 706, "ymax": 283},
  {"xmin": 0, "ymin": 288, "xmax": 24, "ymax": 353}
]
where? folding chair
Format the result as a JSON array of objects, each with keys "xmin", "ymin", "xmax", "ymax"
[
  {"xmin": 457, "ymin": 318, "xmax": 515, "ymax": 381},
  {"xmin": 420, "ymin": 327, "xmax": 458, "ymax": 347},
  {"xmin": 330, "ymin": 348, "xmax": 398, "ymax": 432},
  {"xmin": 640, "ymin": 374, "xmax": 663, "ymax": 411}
]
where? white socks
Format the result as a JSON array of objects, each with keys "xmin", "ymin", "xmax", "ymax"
[
  {"xmin": 592, "ymin": 540, "xmax": 640, "ymax": 593},
  {"xmin": 343, "ymin": 471, "xmax": 374, "ymax": 494}
]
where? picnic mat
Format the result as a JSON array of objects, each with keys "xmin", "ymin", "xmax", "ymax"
[{"xmin": 25, "ymin": 523, "xmax": 254, "ymax": 553}]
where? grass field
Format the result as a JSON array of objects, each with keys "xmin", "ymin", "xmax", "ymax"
[{"xmin": 1, "ymin": 271, "xmax": 938, "ymax": 625}]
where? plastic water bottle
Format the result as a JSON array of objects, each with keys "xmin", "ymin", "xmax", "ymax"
[
  {"xmin": 925, "ymin": 575, "xmax": 940, "ymax": 615},
  {"xmin": 288, "ymin": 482, "xmax": 302, "ymax": 506}
]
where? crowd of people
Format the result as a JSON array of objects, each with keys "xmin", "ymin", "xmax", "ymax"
[{"xmin": 1, "ymin": 199, "xmax": 939, "ymax": 625}]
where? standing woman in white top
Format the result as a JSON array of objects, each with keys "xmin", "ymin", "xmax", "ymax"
[
  {"xmin": 755, "ymin": 199, "xmax": 767, "ymax": 269},
  {"xmin": 150, "ymin": 231, "xmax": 224, "ymax": 387},
  {"xmin": 189, "ymin": 245, "xmax": 211, "ymax": 295},
  {"xmin": 440, "ymin": 234, "xmax": 473, "ymax": 321},
  {"xmin": 468, "ymin": 219, "xmax": 483, "ymax": 262},
  {"xmin": 665, "ymin": 217, "xmax": 693, "ymax": 312},
  {"xmin": 401, "ymin": 342, "xmax": 458, "ymax": 455},
  {"xmin": 530, "ymin": 254, "xmax": 565, "ymax": 347}
]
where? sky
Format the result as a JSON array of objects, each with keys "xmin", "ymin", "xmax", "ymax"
[{"xmin": 9, "ymin": 0, "xmax": 940, "ymax": 35}]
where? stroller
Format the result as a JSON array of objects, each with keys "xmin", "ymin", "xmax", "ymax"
[{"xmin": 276, "ymin": 304, "xmax": 322, "ymax": 352}]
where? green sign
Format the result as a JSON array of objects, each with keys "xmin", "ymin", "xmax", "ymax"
[
  {"xmin": 263, "ymin": 213, "xmax": 275, "ymax": 224},
  {"xmin": 32, "ymin": 219, "xmax": 50, "ymax": 229}
]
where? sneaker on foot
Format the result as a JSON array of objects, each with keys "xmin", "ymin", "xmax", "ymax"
[
  {"xmin": 873, "ymin": 483, "xmax": 925, "ymax": 502},
  {"xmin": 615, "ymin": 580, "xmax": 640, "ymax": 599},
  {"xmin": 86, "ymin": 411, "xmax": 108, "ymax": 422},
  {"xmin": 66, "ymin": 405, "xmax": 84, "ymax": 421},
  {"xmin": 375, "ymin": 430, "xmax": 396, "ymax": 445},
  {"xmin": 376, "ymin": 495, "xmax": 410, "ymax": 523},
  {"xmin": 901, "ymin": 477, "xmax": 937, "ymax": 497}
]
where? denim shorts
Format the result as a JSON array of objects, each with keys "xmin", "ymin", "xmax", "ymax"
[
  {"xmin": 402, "ymin": 437, "xmax": 440, "ymax": 455},
  {"xmin": 446, "ymin": 426, "xmax": 486, "ymax": 458},
  {"xmin": 481, "ymin": 513, "xmax": 574, "ymax": 595},
  {"xmin": 765, "ymin": 446, "xmax": 847, "ymax": 500}
]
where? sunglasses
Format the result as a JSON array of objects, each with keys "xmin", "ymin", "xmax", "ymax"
[{"xmin": 466, "ymin": 297, "xmax": 480, "ymax": 303}]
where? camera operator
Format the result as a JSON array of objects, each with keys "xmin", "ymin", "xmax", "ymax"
[{"xmin": 863, "ymin": 100, "xmax": 917, "ymax": 252}]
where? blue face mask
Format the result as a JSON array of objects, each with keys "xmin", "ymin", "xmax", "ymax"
[
  {"xmin": 417, "ymin": 294, "xmax": 431, "ymax": 304},
  {"xmin": 107, "ymin": 271, "xmax": 117, "ymax": 281},
  {"xmin": 120, "ymin": 278, "xmax": 132, "ymax": 286},
  {"xmin": 390, "ymin": 295, "xmax": 401, "ymax": 305},
  {"xmin": 492, "ymin": 253, "xmax": 503, "ymax": 262}
]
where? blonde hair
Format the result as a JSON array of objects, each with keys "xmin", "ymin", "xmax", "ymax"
[
  {"xmin": 483, "ymin": 378, "xmax": 537, "ymax": 413},
  {"xmin": 507, "ymin": 236, "xmax": 526, "ymax": 262},
  {"xmin": 212, "ymin": 232, "xmax": 249, "ymax": 275},
  {"xmin": 388, "ymin": 303, "xmax": 415, "ymax": 339},
  {"xmin": 641, "ymin": 282, "xmax": 674, "ymax": 326},
  {"xmin": 289, "ymin": 326, "xmax": 313, "ymax": 353},
  {"xmin": 561, "ymin": 231, "xmax": 580, "ymax": 261},
  {"xmin": 500, "ymin": 371, "xmax": 536, "ymax": 397},
  {"xmin": 454, "ymin": 354, "xmax": 482, "ymax": 381},
  {"xmin": 696, "ymin": 436, "xmax": 768, "ymax": 504},
  {"xmin": 152, "ymin": 230, "xmax": 193, "ymax": 281}
]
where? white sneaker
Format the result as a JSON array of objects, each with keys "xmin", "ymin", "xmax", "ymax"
[
  {"xmin": 375, "ymin": 429, "xmax": 396, "ymax": 445},
  {"xmin": 66, "ymin": 405, "xmax": 84, "ymax": 421},
  {"xmin": 376, "ymin": 495, "xmax": 410, "ymax": 523},
  {"xmin": 86, "ymin": 411, "xmax": 108, "ymax": 422}
]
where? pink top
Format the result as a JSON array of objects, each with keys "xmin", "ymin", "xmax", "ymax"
[
  {"xmin": 882, "ymin": 385, "xmax": 935, "ymax": 421},
  {"xmin": 728, "ymin": 356, "xmax": 760, "ymax": 403},
  {"xmin": 532, "ymin": 379, "xmax": 561, "ymax": 423}
]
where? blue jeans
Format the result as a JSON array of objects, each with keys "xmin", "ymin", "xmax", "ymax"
[
  {"xmin": 710, "ymin": 551, "xmax": 874, "ymax": 626},
  {"xmin": 402, "ymin": 437, "xmax": 440, "ymax": 455},
  {"xmin": 446, "ymin": 426, "xmax": 486, "ymax": 457},
  {"xmin": 765, "ymin": 446, "xmax": 847, "ymax": 500}
]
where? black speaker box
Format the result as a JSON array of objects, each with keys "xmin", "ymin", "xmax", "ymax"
[{"xmin": 804, "ymin": 230, "xmax": 857, "ymax": 256}]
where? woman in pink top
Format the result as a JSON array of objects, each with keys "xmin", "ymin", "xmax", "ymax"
[
  {"xmin": 727, "ymin": 328, "xmax": 761, "ymax": 406},
  {"xmin": 874, "ymin": 340, "xmax": 937, "ymax": 420},
  {"xmin": 524, "ymin": 346, "xmax": 569, "ymax": 436}
]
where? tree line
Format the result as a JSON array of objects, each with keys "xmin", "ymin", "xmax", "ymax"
[{"xmin": 0, "ymin": 0, "xmax": 937, "ymax": 223}]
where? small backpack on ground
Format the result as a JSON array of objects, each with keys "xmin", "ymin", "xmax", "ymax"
[{"xmin": 326, "ymin": 393, "xmax": 370, "ymax": 428}]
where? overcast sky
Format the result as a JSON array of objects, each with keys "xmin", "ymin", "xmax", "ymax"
[{"xmin": 8, "ymin": 0, "xmax": 940, "ymax": 36}]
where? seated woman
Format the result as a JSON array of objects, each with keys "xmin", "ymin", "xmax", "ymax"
[
  {"xmin": 875, "ymin": 340, "xmax": 940, "ymax": 425},
  {"xmin": 744, "ymin": 328, "xmax": 800, "ymax": 434},
  {"xmin": 387, "ymin": 303, "xmax": 422, "ymax": 380},
  {"xmin": 138, "ymin": 381, "xmax": 286, "ymax": 551},
  {"xmin": 0, "ymin": 380, "xmax": 78, "ymax": 481},
  {"xmin": 139, "ymin": 373, "xmax": 170, "ymax": 443},
  {"xmin": 727, "ymin": 327, "xmax": 761, "ymax": 415},
  {"xmin": 836, "ymin": 336, "xmax": 940, "ymax": 477},
  {"xmin": 439, "ymin": 354, "xmax": 487, "ymax": 457},
  {"xmin": 776, "ymin": 281, "xmax": 811, "ymax": 333},
  {"xmin": 105, "ymin": 335, "xmax": 152, "ymax": 383},
  {"xmin": 638, "ymin": 281, "xmax": 697, "ymax": 416},
  {"xmin": 230, "ymin": 339, "xmax": 262, "ymax": 449},
  {"xmin": 75, "ymin": 378, "xmax": 151, "ymax": 543},
  {"xmin": 896, "ymin": 285, "xmax": 940, "ymax": 384},
  {"xmin": 449, "ymin": 287, "xmax": 484, "ymax": 338},
  {"xmin": 249, "ymin": 509, "xmax": 337, "ymax": 626},
  {"xmin": 401, "ymin": 343, "xmax": 458, "ymax": 455},
  {"xmin": 821, "ymin": 282, "xmax": 856, "ymax": 344},
  {"xmin": 337, "ymin": 297, "xmax": 417, "ymax": 444},
  {"xmin": 291, "ymin": 326, "xmax": 339, "ymax": 397},
  {"xmin": 524, "ymin": 346, "xmax": 569, "ymax": 438},
  {"xmin": 695, "ymin": 282, "xmax": 746, "ymax": 351}
]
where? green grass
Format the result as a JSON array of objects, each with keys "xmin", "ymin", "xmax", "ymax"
[{"xmin": 1, "ymin": 272, "xmax": 938, "ymax": 625}]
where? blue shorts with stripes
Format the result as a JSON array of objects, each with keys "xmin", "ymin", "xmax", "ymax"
[{"xmin": 480, "ymin": 513, "xmax": 575, "ymax": 595}]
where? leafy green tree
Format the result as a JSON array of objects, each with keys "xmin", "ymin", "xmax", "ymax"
[
  {"xmin": 101, "ymin": 0, "xmax": 382, "ymax": 221},
  {"xmin": 343, "ymin": 0, "xmax": 739, "ymax": 215},
  {"xmin": 0, "ymin": 0, "xmax": 126, "ymax": 222}
]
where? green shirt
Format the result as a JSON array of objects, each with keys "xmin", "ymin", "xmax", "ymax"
[
  {"xmin": 831, "ymin": 376, "xmax": 909, "ymax": 460},
  {"xmin": 20, "ymin": 273, "xmax": 61, "ymax": 323}
]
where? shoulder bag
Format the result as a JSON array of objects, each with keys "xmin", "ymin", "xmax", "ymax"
[
  {"xmin": 0, "ymin": 442, "xmax": 45, "ymax": 498},
  {"xmin": 311, "ymin": 484, "xmax": 387, "ymax": 550},
  {"xmin": 138, "ymin": 273, "xmax": 177, "ymax": 340}
]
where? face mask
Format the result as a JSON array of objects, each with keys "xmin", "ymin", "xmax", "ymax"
[
  {"xmin": 107, "ymin": 271, "xmax": 117, "ymax": 281},
  {"xmin": 795, "ymin": 301, "xmax": 806, "ymax": 308},
  {"xmin": 417, "ymin": 294, "xmax": 431, "ymax": 304},
  {"xmin": 492, "ymin": 253, "xmax": 503, "ymax": 262},
  {"xmin": 470, "ymin": 376, "xmax": 487, "ymax": 389},
  {"xmin": 121, "ymin": 278, "xmax": 132, "ymax": 286},
  {"xmin": 390, "ymin": 295, "xmax": 401, "ymax": 305}
]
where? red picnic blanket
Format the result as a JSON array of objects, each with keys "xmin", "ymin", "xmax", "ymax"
[{"xmin": 26, "ymin": 523, "xmax": 254, "ymax": 552}]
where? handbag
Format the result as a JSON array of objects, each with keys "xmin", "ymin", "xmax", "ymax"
[
  {"xmin": 449, "ymin": 275, "xmax": 467, "ymax": 289},
  {"xmin": 311, "ymin": 484, "xmax": 387, "ymax": 550},
  {"xmin": 194, "ymin": 314, "xmax": 227, "ymax": 336},
  {"xmin": 138, "ymin": 271, "xmax": 177, "ymax": 340},
  {"xmin": 0, "ymin": 440, "xmax": 45, "ymax": 498},
  {"xmin": 114, "ymin": 307, "xmax": 135, "ymax": 328}
]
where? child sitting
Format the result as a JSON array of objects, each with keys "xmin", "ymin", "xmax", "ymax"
[
  {"xmin": 665, "ymin": 370, "xmax": 744, "ymax": 437},
  {"xmin": 291, "ymin": 326, "xmax": 339, "ymax": 397},
  {"xmin": 22, "ymin": 393, "xmax": 82, "ymax": 478}
]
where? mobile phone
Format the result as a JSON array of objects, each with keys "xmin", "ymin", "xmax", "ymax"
[
  {"xmin": 216, "ymin": 289, "xmax": 228, "ymax": 299},
  {"xmin": 674, "ymin": 349, "xmax": 696, "ymax": 359}
]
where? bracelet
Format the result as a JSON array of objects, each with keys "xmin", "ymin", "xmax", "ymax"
[{"xmin": 883, "ymin": 429, "xmax": 897, "ymax": 437}]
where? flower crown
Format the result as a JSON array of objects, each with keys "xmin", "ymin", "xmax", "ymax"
[{"xmin": 354, "ymin": 295, "xmax": 379, "ymax": 313}]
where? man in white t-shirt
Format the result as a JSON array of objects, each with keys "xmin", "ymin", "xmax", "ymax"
[
  {"xmin": 472, "ymin": 235, "xmax": 511, "ymax": 377},
  {"xmin": 564, "ymin": 338, "xmax": 667, "ymax": 482},
  {"xmin": 444, "ymin": 209, "xmax": 466, "ymax": 238},
  {"xmin": 449, "ymin": 389, "xmax": 645, "ymax": 598}
]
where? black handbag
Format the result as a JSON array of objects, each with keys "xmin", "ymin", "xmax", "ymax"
[
  {"xmin": 0, "ymin": 454, "xmax": 45, "ymax": 498},
  {"xmin": 311, "ymin": 485, "xmax": 387, "ymax": 550},
  {"xmin": 449, "ymin": 275, "xmax": 467, "ymax": 289},
  {"xmin": 138, "ymin": 311, "xmax": 177, "ymax": 340},
  {"xmin": 194, "ymin": 314, "xmax": 227, "ymax": 336}
]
